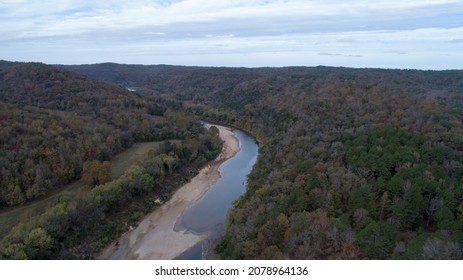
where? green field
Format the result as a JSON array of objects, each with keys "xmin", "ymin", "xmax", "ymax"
[{"xmin": 0, "ymin": 141, "xmax": 161, "ymax": 240}]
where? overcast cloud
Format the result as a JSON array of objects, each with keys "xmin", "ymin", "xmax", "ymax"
[{"xmin": 0, "ymin": 0, "xmax": 462, "ymax": 69}]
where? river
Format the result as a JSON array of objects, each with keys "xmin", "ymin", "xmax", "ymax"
[
  {"xmin": 103, "ymin": 126, "xmax": 258, "ymax": 259},
  {"xmin": 175, "ymin": 129, "xmax": 258, "ymax": 259}
]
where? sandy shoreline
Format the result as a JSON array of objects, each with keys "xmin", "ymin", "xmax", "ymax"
[{"xmin": 97, "ymin": 124, "xmax": 240, "ymax": 260}]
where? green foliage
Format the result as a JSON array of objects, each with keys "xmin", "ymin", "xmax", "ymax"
[
  {"xmin": 357, "ymin": 221, "xmax": 400, "ymax": 259},
  {"xmin": 1, "ymin": 243, "xmax": 27, "ymax": 260},
  {"xmin": 24, "ymin": 228, "xmax": 54, "ymax": 259},
  {"xmin": 402, "ymin": 233, "xmax": 427, "ymax": 259}
]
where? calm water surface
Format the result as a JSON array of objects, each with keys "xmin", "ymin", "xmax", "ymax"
[{"xmin": 175, "ymin": 129, "xmax": 258, "ymax": 259}]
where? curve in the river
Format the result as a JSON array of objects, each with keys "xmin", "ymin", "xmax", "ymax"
[
  {"xmin": 102, "ymin": 125, "xmax": 258, "ymax": 260},
  {"xmin": 175, "ymin": 129, "xmax": 258, "ymax": 259}
]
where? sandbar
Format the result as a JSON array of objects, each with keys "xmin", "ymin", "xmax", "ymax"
[{"xmin": 97, "ymin": 124, "xmax": 240, "ymax": 259}]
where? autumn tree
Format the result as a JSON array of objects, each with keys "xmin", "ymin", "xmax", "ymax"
[
  {"xmin": 209, "ymin": 125, "xmax": 220, "ymax": 136},
  {"xmin": 82, "ymin": 160, "xmax": 112, "ymax": 187}
]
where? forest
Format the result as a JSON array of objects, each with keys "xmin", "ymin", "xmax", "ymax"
[
  {"xmin": 1, "ymin": 60, "xmax": 462, "ymax": 259},
  {"xmin": 65, "ymin": 63, "xmax": 463, "ymax": 259},
  {"xmin": 0, "ymin": 61, "xmax": 223, "ymax": 258},
  {"xmin": 0, "ymin": 61, "xmax": 209, "ymax": 208}
]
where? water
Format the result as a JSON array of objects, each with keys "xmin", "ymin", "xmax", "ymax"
[{"xmin": 175, "ymin": 129, "xmax": 258, "ymax": 259}]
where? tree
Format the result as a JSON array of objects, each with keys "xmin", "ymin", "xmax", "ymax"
[
  {"xmin": 357, "ymin": 221, "xmax": 399, "ymax": 259},
  {"xmin": 24, "ymin": 227, "xmax": 54, "ymax": 259},
  {"xmin": 257, "ymin": 213, "xmax": 289, "ymax": 252},
  {"xmin": 422, "ymin": 237, "xmax": 463, "ymax": 259},
  {"xmin": 1, "ymin": 243, "xmax": 27, "ymax": 260},
  {"xmin": 208, "ymin": 125, "xmax": 220, "ymax": 137},
  {"xmin": 262, "ymin": 245, "xmax": 284, "ymax": 259},
  {"xmin": 82, "ymin": 160, "xmax": 112, "ymax": 187}
]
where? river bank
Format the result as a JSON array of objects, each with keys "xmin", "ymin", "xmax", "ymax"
[{"xmin": 97, "ymin": 124, "xmax": 240, "ymax": 259}]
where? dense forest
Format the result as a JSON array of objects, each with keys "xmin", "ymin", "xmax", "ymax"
[
  {"xmin": 1, "ymin": 60, "xmax": 462, "ymax": 259},
  {"xmin": 0, "ymin": 61, "xmax": 223, "ymax": 258},
  {"xmin": 0, "ymin": 60, "xmax": 207, "ymax": 208},
  {"xmin": 65, "ymin": 63, "xmax": 463, "ymax": 259}
]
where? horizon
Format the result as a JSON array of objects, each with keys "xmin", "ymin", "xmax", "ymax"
[
  {"xmin": 1, "ymin": 0, "xmax": 462, "ymax": 70},
  {"xmin": 3, "ymin": 59, "xmax": 462, "ymax": 72}
]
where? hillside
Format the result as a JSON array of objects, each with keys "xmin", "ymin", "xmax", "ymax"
[
  {"xmin": 65, "ymin": 63, "xmax": 463, "ymax": 259},
  {"xmin": 0, "ymin": 61, "xmax": 203, "ymax": 208},
  {"xmin": 0, "ymin": 61, "xmax": 223, "ymax": 259}
]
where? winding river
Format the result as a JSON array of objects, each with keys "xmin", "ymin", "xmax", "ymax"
[
  {"xmin": 175, "ymin": 129, "xmax": 258, "ymax": 259},
  {"xmin": 104, "ymin": 126, "xmax": 258, "ymax": 259}
]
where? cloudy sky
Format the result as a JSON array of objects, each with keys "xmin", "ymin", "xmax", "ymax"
[{"xmin": 0, "ymin": 0, "xmax": 462, "ymax": 69}]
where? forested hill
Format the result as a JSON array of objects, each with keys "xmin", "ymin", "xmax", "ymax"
[
  {"xmin": 64, "ymin": 63, "xmax": 463, "ymax": 139},
  {"xmin": 1, "ymin": 60, "xmax": 132, "ymax": 113},
  {"xmin": 64, "ymin": 63, "xmax": 463, "ymax": 259},
  {"xmin": 1, "ymin": 61, "xmax": 225, "ymax": 259},
  {"xmin": 0, "ymin": 61, "xmax": 200, "ymax": 208},
  {"xmin": 63, "ymin": 63, "xmax": 463, "ymax": 93}
]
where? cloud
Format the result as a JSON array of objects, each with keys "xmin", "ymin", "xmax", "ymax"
[
  {"xmin": 318, "ymin": 53, "xmax": 343, "ymax": 56},
  {"xmin": 1, "ymin": 0, "xmax": 463, "ymax": 69},
  {"xmin": 445, "ymin": 39, "xmax": 463, "ymax": 43},
  {"xmin": 2, "ymin": 0, "xmax": 462, "ymax": 39},
  {"xmin": 144, "ymin": 32, "xmax": 166, "ymax": 36}
]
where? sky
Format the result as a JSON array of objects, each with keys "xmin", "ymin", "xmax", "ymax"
[{"xmin": 0, "ymin": 0, "xmax": 462, "ymax": 69}]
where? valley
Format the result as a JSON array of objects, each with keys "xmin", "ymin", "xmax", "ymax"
[{"xmin": 1, "ymin": 61, "xmax": 462, "ymax": 259}]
